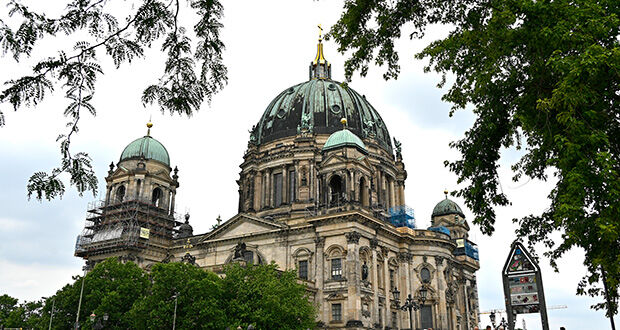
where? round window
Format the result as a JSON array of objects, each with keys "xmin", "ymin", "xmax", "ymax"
[{"xmin": 421, "ymin": 267, "xmax": 431, "ymax": 283}]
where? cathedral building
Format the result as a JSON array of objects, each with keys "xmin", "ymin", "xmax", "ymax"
[{"xmin": 75, "ymin": 34, "xmax": 481, "ymax": 330}]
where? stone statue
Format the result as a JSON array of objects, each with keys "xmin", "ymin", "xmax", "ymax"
[
  {"xmin": 298, "ymin": 111, "xmax": 313, "ymax": 133},
  {"xmin": 249, "ymin": 125, "xmax": 257, "ymax": 143},
  {"xmin": 233, "ymin": 242, "xmax": 247, "ymax": 260},
  {"xmin": 362, "ymin": 261, "xmax": 369, "ymax": 281},
  {"xmin": 363, "ymin": 119, "xmax": 375, "ymax": 137},
  {"xmin": 394, "ymin": 138, "xmax": 402, "ymax": 160}
]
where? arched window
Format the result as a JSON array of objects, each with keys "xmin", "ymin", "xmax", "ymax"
[
  {"xmin": 359, "ymin": 177, "xmax": 369, "ymax": 207},
  {"xmin": 116, "ymin": 185, "xmax": 126, "ymax": 202},
  {"xmin": 136, "ymin": 179, "xmax": 141, "ymax": 198},
  {"xmin": 329, "ymin": 175, "xmax": 343, "ymax": 205},
  {"xmin": 152, "ymin": 187, "xmax": 163, "ymax": 207}
]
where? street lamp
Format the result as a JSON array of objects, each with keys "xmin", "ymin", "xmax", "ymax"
[
  {"xmin": 172, "ymin": 294, "xmax": 178, "ymax": 330},
  {"xmin": 392, "ymin": 286, "xmax": 428, "ymax": 330},
  {"xmin": 489, "ymin": 311, "xmax": 508, "ymax": 330}
]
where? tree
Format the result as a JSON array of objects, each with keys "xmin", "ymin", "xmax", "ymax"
[
  {"xmin": 221, "ymin": 262, "xmax": 317, "ymax": 329},
  {"xmin": 330, "ymin": 0, "xmax": 619, "ymax": 320},
  {"xmin": 0, "ymin": 294, "xmax": 19, "ymax": 327},
  {"xmin": 0, "ymin": 0, "xmax": 227, "ymax": 200},
  {"xmin": 0, "ymin": 294, "xmax": 45, "ymax": 329},
  {"xmin": 32, "ymin": 258, "xmax": 148, "ymax": 329},
  {"xmin": 129, "ymin": 262, "xmax": 226, "ymax": 329}
]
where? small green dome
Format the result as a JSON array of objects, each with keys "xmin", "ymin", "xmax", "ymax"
[
  {"xmin": 323, "ymin": 128, "xmax": 367, "ymax": 153},
  {"xmin": 432, "ymin": 197, "xmax": 465, "ymax": 218},
  {"xmin": 120, "ymin": 135, "xmax": 170, "ymax": 166}
]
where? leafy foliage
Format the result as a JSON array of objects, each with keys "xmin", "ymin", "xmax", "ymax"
[
  {"xmin": 2, "ymin": 260, "xmax": 316, "ymax": 329},
  {"xmin": 331, "ymin": 0, "xmax": 620, "ymax": 319},
  {"xmin": 0, "ymin": 0, "xmax": 227, "ymax": 200},
  {"xmin": 129, "ymin": 262, "xmax": 226, "ymax": 329},
  {"xmin": 221, "ymin": 262, "xmax": 317, "ymax": 329}
]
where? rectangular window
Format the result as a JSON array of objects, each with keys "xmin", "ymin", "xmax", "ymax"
[
  {"xmin": 332, "ymin": 303, "xmax": 342, "ymax": 321},
  {"xmin": 331, "ymin": 258, "xmax": 342, "ymax": 279},
  {"xmin": 392, "ymin": 311, "xmax": 397, "ymax": 329},
  {"xmin": 289, "ymin": 170, "xmax": 296, "ymax": 202},
  {"xmin": 298, "ymin": 260, "xmax": 308, "ymax": 280},
  {"xmin": 243, "ymin": 251, "xmax": 254, "ymax": 264},
  {"xmin": 274, "ymin": 173, "xmax": 283, "ymax": 206},
  {"xmin": 389, "ymin": 269, "xmax": 395, "ymax": 290}
]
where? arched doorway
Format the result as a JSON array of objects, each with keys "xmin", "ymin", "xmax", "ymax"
[
  {"xmin": 329, "ymin": 175, "xmax": 343, "ymax": 206},
  {"xmin": 116, "ymin": 185, "xmax": 126, "ymax": 202},
  {"xmin": 152, "ymin": 187, "xmax": 163, "ymax": 207}
]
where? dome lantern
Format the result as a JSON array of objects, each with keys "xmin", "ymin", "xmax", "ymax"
[{"xmin": 309, "ymin": 24, "xmax": 331, "ymax": 80}]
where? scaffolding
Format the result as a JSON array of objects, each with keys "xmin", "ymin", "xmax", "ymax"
[
  {"xmin": 388, "ymin": 205, "xmax": 415, "ymax": 229},
  {"xmin": 75, "ymin": 196, "xmax": 181, "ymax": 258}
]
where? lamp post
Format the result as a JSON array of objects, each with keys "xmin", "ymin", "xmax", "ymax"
[
  {"xmin": 172, "ymin": 293, "xmax": 178, "ymax": 330},
  {"xmin": 392, "ymin": 286, "xmax": 428, "ymax": 330},
  {"xmin": 74, "ymin": 266, "xmax": 87, "ymax": 330},
  {"xmin": 489, "ymin": 311, "xmax": 508, "ymax": 330}
]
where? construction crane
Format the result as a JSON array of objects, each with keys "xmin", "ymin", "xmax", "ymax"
[{"xmin": 479, "ymin": 305, "xmax": 567, "ymax": 315}]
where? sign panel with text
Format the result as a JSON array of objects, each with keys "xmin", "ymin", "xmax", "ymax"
[{"xmin": 502, "ymin": 241, "xmax": 549, "ymax": 330}]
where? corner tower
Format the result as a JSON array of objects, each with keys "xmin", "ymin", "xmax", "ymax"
[{"xmin": 75, "ymin": 123, "xmax": 181, "ymax": 268}]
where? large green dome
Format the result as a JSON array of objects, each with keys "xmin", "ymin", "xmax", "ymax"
[
  {"xmin": 432, "ymin": 197, "xmax": 465, "ymax": 218},
  {"xmin": 323, "ymin": 128, "xmax": 367, "ymax": 153},
  {"xmin": 120, "ymin": 135, "xmax": 170, "ymax": 166},
  {"xmin": 250, "ymin": 78, "xmax": 393, "ymax": 153}
]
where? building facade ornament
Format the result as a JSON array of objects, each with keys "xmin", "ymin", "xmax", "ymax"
[{"xmin": 345, "ymin": 231, "xmax": 361, "ymax": 244}]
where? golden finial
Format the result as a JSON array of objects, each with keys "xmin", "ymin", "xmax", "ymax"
[
  {"xmin": 146, "ymin": 117, "xmax": 153, "ymax": 136},
  {"xmin": 313, "ymin": 24, "xmax": 327, "ymax": 66},
  {"xmin": 340, "ymin": 118, "xmax": 347, "ymax": 129},
  {"xmin": 444, "ymin": 189, "xmax": 449, "ymax": 198}
]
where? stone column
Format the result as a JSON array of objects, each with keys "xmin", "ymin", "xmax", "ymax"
[
  {"xmin": 389, "ymin": 178, "xmax": 396, "ymax": 208},
  {"xmin": 267, "ymin": 169, "xmax": 273, "ymax": 207},
  {"xmin": 315, "ymin": 236, "xmax": 326, "ymax": 322},
  {"xmin": 345, "ymin": 231, "xmax": 362, "ymax": 323},
  {"xmin": 399, "ymin": 181, "xmax": 405, "ymax": 206},
  {"xmin": 399, "ymin": 252, "xmax": 412, "ymax": 329},
  {"xmin": 282, "ymin": 165, "xmax": 288, "ymax": 204},
  {"xmin": 254, "ymin": 171, "xmax": 262, "ymax": 209},
  {"xmin": 382, "ymin": 247, "xmax": 391, "ymax": 327},
  {"xmin": 461, "ymin": 277, "xmax": 470, "ymax": 330},
  {"xmin": 435, "ymin": 256, "xmax": 449, "ymax": 330},
  {"xmin": 310, "ymin": 161, "xmax": 315, "ymax": 202},
  {"xmin": 370, "ymin": 238, "xmax": 380, "ymax": 326}
]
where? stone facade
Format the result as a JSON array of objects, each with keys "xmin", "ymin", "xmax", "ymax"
[{"xmin": 75, "ymin": 38, "xmax": 481, "ymax": 330}]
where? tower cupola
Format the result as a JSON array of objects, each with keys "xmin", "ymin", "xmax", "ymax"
[{"xmin": 309, "ymin": 25, "xmax": 331, "ymax": 79}]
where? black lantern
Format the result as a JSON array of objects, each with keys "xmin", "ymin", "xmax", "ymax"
[
  {"xmin": 103, "ymin": 313, "xmax": 109, "ymax": 321},
  {"xmin": 391, "ymin": 286, "xmax": 401, "ymax": 302},
  {"xmin": 420, "ymin": 286, "xmax": 428, "ymax": 304}
]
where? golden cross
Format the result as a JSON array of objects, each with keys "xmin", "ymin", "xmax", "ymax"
[
  {"xmin": 183, "ymin": 238, "xmax": 193, "ymax": 251},
  {"xmin": 318, "ymin": 24, "xmax": 323, "ymax": 41}
]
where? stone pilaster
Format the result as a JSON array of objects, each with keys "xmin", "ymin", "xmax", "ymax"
[{"xmin": 345, "ymin": 231, "xmax": 361, "ymax": 323}]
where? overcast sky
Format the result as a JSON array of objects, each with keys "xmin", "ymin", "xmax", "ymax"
[{"xmin": 0, "ymin": 1, "xmax": 615, "ymax": 329}]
